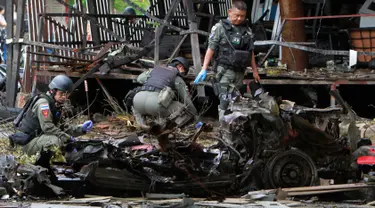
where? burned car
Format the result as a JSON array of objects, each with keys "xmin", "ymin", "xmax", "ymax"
[
  {"xmin": 0, "ymin": 88, "xmax": 363, "ymax": 199},
  {"xmin": 53, "ymin": 89, "xmax": 362, "ymax": 198}
]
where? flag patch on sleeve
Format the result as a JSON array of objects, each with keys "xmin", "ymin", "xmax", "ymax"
[
  {"xmin": 40, "ymin": 104, "xmax": 50, "ymax": 118},
  {"xmin": 40, "ymin": 104, "xmax": 49, "ymax": 110}
]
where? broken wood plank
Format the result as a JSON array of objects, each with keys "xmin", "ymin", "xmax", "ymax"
[
  {"xmin": 243, "ymin": 183, "xmax": 374, "ymax": 199},
  {"xmin": 283, "ymin": 183, "xmax": 373, "ymax": 192},
  {"xmin": 31, "ymin": 203, "xmax": 101, "ymax": 208},
  {"xmin": 169, "ymin": 34, "xmax": 188, "ymax": 60},
  {"xmin": 194, "ymin": 202, "xmax": 257, "ymax": 208},
  {"xmin": 288, "ymin": 188, "xmax": 368, "ymax": 196},
  {"xmin": 220, "ymin": 198, "xmax": 256, "ymax": 204},
  {"xmin": 195, "ymin": 201, "xmax": 290, "ymax": 208},
  {"xmin": 36, "ymin": 70, "xmax": 138, "ymax": 80},
  {"xmin": 47, "ymin": 196, "xmax": 112, "ymax": 204},
  {"xmin": 70, "ymin": 196, "xmax": 112, "ymax": 202},
  {"xmin": 21, "ymin": 40, "xmax": 97, "ymax": 56},
  {"xmin": 145, "ymin": 193, "xmax": 186, "ymax": 199},
  {"xmin": 254, "ymin": 40, "xmax": 375, "ymax": 56},
  {"xmin": 150, "ymin": 0, "xmax": 182, "ymax": 47}
]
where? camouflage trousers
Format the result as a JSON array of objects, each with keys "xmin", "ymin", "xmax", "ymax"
[
  {"xmin": 132, "ymin": 91, "xmax": 185, "ymax": 117},
  {"xmin": 22, "ymin": 134, "xmax": 66, "ymax": 163},
  {"xmin": 216, "ymin": 65, "xmax": 245, "ymax": 121}
]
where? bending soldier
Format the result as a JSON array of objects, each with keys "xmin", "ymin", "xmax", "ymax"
[
  {"xmin": 130, "ymin": 57, "xmax": 197, "ymax": 126},
  {"xmin": 10, "ymin": 75, "xmax": 93, "ymax": 163},
  {"xmin": 194, "ymin": 1, "xmax": 260, "ymax": 123}
]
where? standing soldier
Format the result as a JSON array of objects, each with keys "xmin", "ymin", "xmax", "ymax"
[
  {"xmin": 10, "ymin": 75, "xmax": 93, "ymax": 164},
  {"xmin": 194, "ymin": 1, "xmax": 260, "ymax": 123}
]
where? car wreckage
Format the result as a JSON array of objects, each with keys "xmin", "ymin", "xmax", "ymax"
[{"xmin": 0, "ymin": 88, "xmax": 368, "ymax": 199}]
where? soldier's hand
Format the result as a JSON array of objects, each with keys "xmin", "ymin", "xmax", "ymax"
[
  {"xmin": 253, "ymin": 71, "xmax": 260, "ymax": 82},
  {"xmin": 68, "ymin": 136, "xmax": 78, "ymax": 143},
  {"xmin": 194, "ymin": 70, "xmax": 207, "ymax": 84},
  {"xmin": 82, "ymin": 120, "xmax": 93, "ymax": 132}
]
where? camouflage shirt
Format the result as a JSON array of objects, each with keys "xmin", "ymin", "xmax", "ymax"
[
  {"xmin": 31, "ymin": 95, "xmax": 84, "ymax": 143},
  {"xmin": 208, "ymin": 18, "xmax": 254, "ymax": 52}
]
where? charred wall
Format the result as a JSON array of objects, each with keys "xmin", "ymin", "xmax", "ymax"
[
  {"xmin": 64, "ymin": 79, "xmax": 375, "ymax": 121},
  {"xmin": 263, "ymin": 85, "xmax": 375, "ymax": 119}
]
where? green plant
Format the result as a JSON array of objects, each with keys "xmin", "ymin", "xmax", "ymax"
[{"xmin": 114, "ymin": 0, "xmax": 151, "ymax": 15}]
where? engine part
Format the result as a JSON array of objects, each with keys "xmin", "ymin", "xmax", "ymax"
[{"xmin": 267, "ymin": 149, "xmax": 317, "ymax": 188}]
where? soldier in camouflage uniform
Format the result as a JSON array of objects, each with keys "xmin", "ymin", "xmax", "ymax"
[
  {"xmin": 131, "ymin": 57, "xmax": 197, "ymax": 126},
  {"xmin": 194, "ymin": 1, "xmax": 260, "ymax": 122},
  {"xmin": 10, "ymin": 75, "xmax": 93, "ymax": 163}
]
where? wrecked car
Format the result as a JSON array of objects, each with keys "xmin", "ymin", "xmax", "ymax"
[
  {"xmin": 0, "ymin": 89, "xmax": 365, "ymax": 199},
  {"xmin": 54, "ymin": 89, "xmax": 363, "ymax": 197}
]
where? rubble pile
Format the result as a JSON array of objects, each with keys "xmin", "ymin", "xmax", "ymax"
[{"xmin": 1, "ymin": 89, "xmax": 375, "ymax": 207}]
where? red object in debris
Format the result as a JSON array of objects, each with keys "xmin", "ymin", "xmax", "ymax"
[
  {"xmin": 131, "ymin": 144, "xmax": 154, "ymax": 151},
  {"xmin": 357, "ymin": 156, "xmax": 375, "ymax": 165}
]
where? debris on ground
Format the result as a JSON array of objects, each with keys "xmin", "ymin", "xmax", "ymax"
[{"xmin": 1, "ymin": 89, "xmax": 375, "ymax": 208}]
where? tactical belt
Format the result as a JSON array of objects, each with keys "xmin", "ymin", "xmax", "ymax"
[
  {"xmin": 138, "ymin": 86, "xmax": 161, "ymax": 92},
  {"xmin": 218, "ymin": 63, "xmax": 246, "ymax": 72}
]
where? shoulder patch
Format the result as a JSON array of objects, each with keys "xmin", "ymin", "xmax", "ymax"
[
  {"xmin": 209, "ymin": 25, "xmax": 217, "ymax": 39},
  {"xmin": 40, "ymin": 103, "xmax": 50, "ymax": 118},
  {"xmin": 40, "ymin": 103, "xmax": 49, "ymax": 110}
]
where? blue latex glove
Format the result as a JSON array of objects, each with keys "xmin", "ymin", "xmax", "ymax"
[
  {"xmin": 194, "ymin": 70, "xmax": 207, "ymax": 84},
  {"xmin": 82, "ymin": 120, "xmax": 93, "ymax": 132},
  {"xmin": 69, "ymin": 136, "xmax": 77, "ymax": 143}
]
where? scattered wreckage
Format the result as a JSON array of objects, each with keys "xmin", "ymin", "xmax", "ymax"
[{"xmin": 0, "ymin": 88, "xmax": 371, "ymax": 199}]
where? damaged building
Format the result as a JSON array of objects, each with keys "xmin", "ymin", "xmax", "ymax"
[{"xmin": 2, "ymin": 0, "xmax": 375, "ymax": 206}]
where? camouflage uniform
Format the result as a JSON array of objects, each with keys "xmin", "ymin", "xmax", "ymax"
[
  {"xmin": 20, "ymin": 93, "xmax": 84, "ymax": 158},
  {"xmin": 133, "ymin": 67, "xmax": 197, "ymax": 118},
  {"xmin": 208, "ymin": 18, "xmax": 255, "ymax": 120}
]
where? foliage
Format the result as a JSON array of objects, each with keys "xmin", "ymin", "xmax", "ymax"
[
  {"xmin": 114, "ymin": 0, "xmax": 150, "ymax": 15},
  {"xmin": 73, "ymin": 0, "xmax": 150, "ymax": 15}
]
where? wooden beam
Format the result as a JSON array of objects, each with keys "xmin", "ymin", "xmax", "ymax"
[
  {"xmin": 123, "ymin": 0, "xmax": 209, "ymax": 36},
  {"xmin": 184, "ymin": 0, "xmax": 205, "ymax": 98},
  {"xmin": 160, "ymin": 0, "xmax": 181, "ymax": 37},
  {"xmin": 32, "ymin": 16, "xmax": 45, "ymax": 96},
  {"xmin": 151, "ymin": 0, "xmax": 182, "ymax": 51},
  {"xmin": 86, "ymin": 0, "xmax": 100, "ymax": 46},
  {"xmin": 36, "ymin": 70, "xmax": 138, "ymax": 80},
  {"xmin": 5, "ymin": 0, "xmax": 14, "ymax": 106},
  {"xmin": 169, "ymin": 34, "xmax": 188, "ymax": 60},
  {"xmin": 154, "ymin": 27, "xmax": 161, "ymax": 65},
  {"xmin": 24, "ymin": 46, "xmax": 32, "ymax": 93},
  {"xmin": 5, "ymin": 0, "xmax": 19, "ymax": 107}
]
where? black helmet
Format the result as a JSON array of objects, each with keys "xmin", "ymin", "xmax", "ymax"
[
  {"xmin": 123, "ymin": 7, "xmax": 136, "ymax": 16},
  {"xmin": 171, "ymin": 57, "xmax": 189, "ymax": 71},
  {"xmin": 49, "ymin": 75, "xmax": 73, "ymax": 92}
]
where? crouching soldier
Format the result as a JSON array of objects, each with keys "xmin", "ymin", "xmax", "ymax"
[
  {"xmin": 9, "ymin": 75, "xmax": 93, "ymax": 164},
  {"xmin": 126, "ymin": 57, "xmax": 197, "ymax": 127}
]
